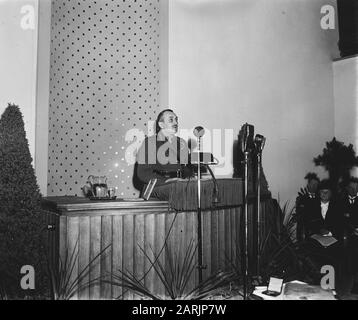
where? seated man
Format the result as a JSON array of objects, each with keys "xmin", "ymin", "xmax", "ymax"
[
  {"xmin": 339, "ymin": 177, "xmax": 358, "ymax": 293},
  {"xmin": 296, "ymin": 173, "xmax": 320, "ymax": 241},
  {"xmin": 303, "ymin": 179, "xmax": 342, "ymax": 239},
  {"xmin": 340, "ymin": 177, "xmax": 358, "ymax": 235},
  {"xmin": 135, "ymin": 109, "xmax": 193, "ymax": 200},
  {"xmin": 302, "ymin": 180, "xmax": 344, "ymax": 282}
]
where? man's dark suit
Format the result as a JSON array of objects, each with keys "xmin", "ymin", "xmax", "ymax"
[
  {"xmin": 135, "ymin": 132, "xmax": 193, "ymax": 200},
  {"xmin": 302, "ymin": 199, "xmax": 344, "ymax": 277},
  {"xmin": 296, "ymin": 193, "xmax": 317, "ymax": 241},
  {"xmin": 340, "ymin": 195, "xmax": 358, "ymax": 233},
  {"xmin": 339, "ymin": 195, "xmax": 358, "ymax": 275},
  {"xmin": 303, "ymin": 199, "xmax": 343, "ymax": 240}
]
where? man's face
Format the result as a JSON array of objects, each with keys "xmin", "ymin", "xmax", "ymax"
[
  {"xmin": 159, "ymin": 111, "xmax": 178, "ymax": 135},
  {"xmin": 307, "ymin": 179, "xmax": 319, "ymax": 193},
  {"xmin": 319, "ymin": 189, "xmax": 331, "ymax": 203},
  {"xmin": 347, "ymin": 182, "xmax": 358, "ymax": 197}
]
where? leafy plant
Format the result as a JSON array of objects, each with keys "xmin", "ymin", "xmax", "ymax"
[
  {"xmin": 314, "ymin": 138, "xmax": 358, "ymax": 189},
  {"xmin": 108, "ymin": 238, "xmax": 234, "ymax": 300},
  {"xmin": 0, "ymin": 277, "xmax": 8, "ymax": 300},
  {"xmin": 47, "ymin": 238, "xmax": 111, "ymax": 300},
  {"xmin": 258, "ymin": 200, "xmax": 320, "ymax": 283},
  {"xmin": 225, "ymin": 199, "xmax": 320, "ymax": 294}
]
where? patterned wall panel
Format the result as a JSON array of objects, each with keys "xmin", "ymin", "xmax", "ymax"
[{"xmin": 48, "ymin": 0, "xmax": 160, "ymax": 197}]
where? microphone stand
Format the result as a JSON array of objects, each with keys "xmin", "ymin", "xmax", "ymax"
[
  {"xmin": 196, "ymin": 136, "xmax": 203, "ymax": 284},
  {"xmin": 254, "ymin": 135, "xmax": 265, "ymax": 281},
  {"xmin": 243, "ymin": 150, "xmax": 249, "ymax": 300},
  {"xmin": 256, "ymin": 150, "xmax": 262, "ymax": 279}
]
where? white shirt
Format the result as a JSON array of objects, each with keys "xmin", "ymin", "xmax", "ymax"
[
  {"xmin": 320, "ymin": 202, "xmax": 329, "ymax": 220},
  {"xmin": 349, "ymin": 195, "xmax": 357, "ymax": 204}
]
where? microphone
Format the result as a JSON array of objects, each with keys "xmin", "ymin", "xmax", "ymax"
[
  {"xmin": 254, "ymin": 134, "xmax": 266, "ymax": 152},
  {"xmin": 190, "ymin": 126, "xmax": 215, "ymax": 165},
  {"xmin": 240, "ymin": 123, "xmax": 254, "ymax": 153},
  {"xmin": 193, "ymin": 126, "xmax": 205, "ymax": 138}
]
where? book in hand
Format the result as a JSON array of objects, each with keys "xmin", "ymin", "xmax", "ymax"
[{"xmin": 310, "ymin": 233, "xmax": 338, "ymax": 248}]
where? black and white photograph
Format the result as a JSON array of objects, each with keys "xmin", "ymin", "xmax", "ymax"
[{"xmin": 0, "ymin": 0, "xmax": 358, "ymax": 305}]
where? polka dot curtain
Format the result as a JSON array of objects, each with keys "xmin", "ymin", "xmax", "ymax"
[{"xmin": 48, "ymin": 0, "xmax": 160, "ymax": 197}]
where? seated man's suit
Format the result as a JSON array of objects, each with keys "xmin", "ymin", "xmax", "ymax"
[
  {"xmin": 302, "ymin": 198, "xmax": 344, "ymax": 275},
  {"xmin": 339, "ymin": 194, "xmax": 358, "ymax": 275},
  {"xmin": 303, "ymin": 198, "xmax": 343, "ymax": 240}
]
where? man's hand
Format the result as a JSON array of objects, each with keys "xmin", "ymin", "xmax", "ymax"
[{"xmin": 320, "ymin": 229, "xmax": 332, "ymax": 236}]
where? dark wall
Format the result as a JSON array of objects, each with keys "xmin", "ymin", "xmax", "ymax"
[{"xmin": 337, "ymin": 0, "xmax": 358, "ymax": 57}]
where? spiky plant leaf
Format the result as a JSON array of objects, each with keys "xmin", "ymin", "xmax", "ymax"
[
  {"xmin": 47, "ymin": 238, "xmax": 111, "ymax": 300},
  {"xmin": 110, "ymin": 237, "xmax": 233, "ymax": 300}
]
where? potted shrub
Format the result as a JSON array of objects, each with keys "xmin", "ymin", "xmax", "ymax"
[
  {"xmin": 0, "ymin": 104, "xmax": 48, "ymax": 298},
  {"xmin": 314, "ymin": 138, "xmax": 358, "ymax": 192}
]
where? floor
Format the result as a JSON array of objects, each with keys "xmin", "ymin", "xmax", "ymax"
[
  {"xmin": 221, "ymin": 275, "xmax": 358, "ymax": 300},
  {"xmin": 335, "ymin": 275, "xmax": 358, "ymax": 300}
]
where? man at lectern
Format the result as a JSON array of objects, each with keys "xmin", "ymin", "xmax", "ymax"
[{"xmin": 135, "ymin": 109, "xmax": 193, "ymax": 198}]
